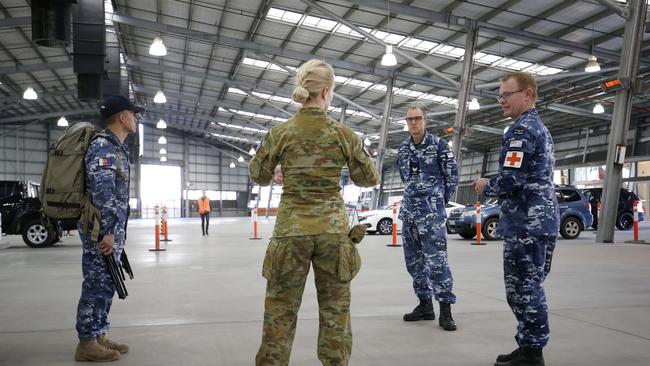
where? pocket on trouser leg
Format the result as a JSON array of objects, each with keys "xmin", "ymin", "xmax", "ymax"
[
  {"xmin": 337, "ymin": 235, "xmax": 361, "ymax": 283},
  {"xmin": 261, "ymin": 238, "xmax": 293, "ymax": 284}
]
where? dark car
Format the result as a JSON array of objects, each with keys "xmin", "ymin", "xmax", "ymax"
[
  {"xmin": 582, "ymin": 187, "xmax": 645, "ymax": 230},
  {"xmin": 0, "ymin": 180, "xmax": 75, "ymax": 248},
  {"xmin": 447, "ymin": 185, "xmax": 593, "ymax": 240}
]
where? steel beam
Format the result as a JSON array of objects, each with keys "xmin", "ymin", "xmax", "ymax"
[
  {"xmin": 593, "ymin": 0, "xmax": 629, "ymax": 19},
  {"xmin": 372, "ymin": 73, "xmax": 396, "ymax": 209},
  {"xmin": 452, "ymin": 22, "xmax": 479, "ymax": 176},
  {"xmin": 0, "ymin": 61, "xmax": 73, "ymax": 75},
  {"xmin": 545, "ymin": 103, "xmax": 612, "ymax": 121},
  {"xmin": 474, "ymin": 66, "xmax": 620, "ymax": 90},
  {"xmin": 0, "ymin": 108, "xmax": 97, "ymax": 124},
  {"xmin": 597, "ymin": 0, "xmax": 647, "ymax": 243},
  {"xmin": 0, "ymin": 16, "xmax": 30, "ymax": 29}
]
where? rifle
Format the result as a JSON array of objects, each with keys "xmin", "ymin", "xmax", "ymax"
[{"xmin": 105, "ymin": 250, "xmax": 134, "ymax": 299}]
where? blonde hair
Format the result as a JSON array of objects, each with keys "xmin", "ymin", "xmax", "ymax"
[
  {"xmin": 501, "ymin": 72, "xmax": 538, "ymax": 100},
  {"xmin": 291, "ymin": 59, "xmax": 335, "ymax": 104}
]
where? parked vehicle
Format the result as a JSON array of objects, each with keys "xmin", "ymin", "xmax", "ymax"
[
  {"xmin": 0, "ymin": 180, "xmax": 75, "ymax": 248},
  {"xmin": 358, "ymin": 201, "xmax": 465, "ymax": 235},
  {"xmin": 582, "ymin": 187, "xmax": 645, "ymax": 230},
  {"xmin": 447, "ymin": 186, "xmax": 593, "ymax": 240}
]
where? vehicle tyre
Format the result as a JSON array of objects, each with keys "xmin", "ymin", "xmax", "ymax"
[
  {"xmin": 616, "ymin": 212, "xmax": 633, "ymax": 231},
  {"xmin": 446, "ymin": 222, "xmax": 457, "ymax": 234},
  {"xmin": 560, "ymin": 216, "xmax": 582, "ymax": 239},
  {"xmin": 22, "ymin": 219, "xmax": 55, "ymax": 248},
  {"xmin": 458, "ymin": 232, "xmax": 476, "ymax": 239},
  {"xmin": 482, "ymin": 217, "xmax": 500, "ymax": 240},
  {"xmin": 377, "ymin": 218, "xmax": 393, "ymax": 235}
]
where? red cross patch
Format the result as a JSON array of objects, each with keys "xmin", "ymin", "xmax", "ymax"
[{"xmin": 504, "ymin": 151, "xmax": 523, "ymax": 168}]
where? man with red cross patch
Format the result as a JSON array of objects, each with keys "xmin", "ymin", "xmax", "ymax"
[{"xmin": 472, "ymin": 72, "xmax": 559, "ymax": 366}]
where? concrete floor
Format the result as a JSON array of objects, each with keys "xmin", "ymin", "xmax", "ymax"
[{"xmin": 1, "ymin": 218, "xmax": 649, "ymax": 366}]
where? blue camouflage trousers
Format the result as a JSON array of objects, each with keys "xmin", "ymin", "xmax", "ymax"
[
  {"xmin": 402, "ymin": 221, "xmax": 456, "ymax": 303},
  {"xmin": 503, "ymin": 234, "xmax": 556, "ymax": 349},
  {"xmin": 75, "ymin": 232, "xmax": 122, "ymax": 339}
]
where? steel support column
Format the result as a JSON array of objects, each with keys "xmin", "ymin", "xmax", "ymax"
[
  {"xmin": 339, "ymin": 103, "xmax": 347, "ymax": 125},
  {"xmin": 183, "ymin": 136, "xmax": 190, "ymax": 218},
  {"xmin": 372, "ymin": 72, "xmax": 396, "ymax": 209},
  {"xmin": 596, "ymin": 0, "xmax": 647, "ymax": 243},
  {"xmin": 451, "ymin": 23, "xmax": 479, "ymax": 181}
]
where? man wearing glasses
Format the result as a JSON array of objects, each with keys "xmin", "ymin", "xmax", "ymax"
[
  {"xmin": 397, "ymin": 104, "xmax": 458, "ymax": 332},
  {"xmin": 473, "ymin": 72, "xmax": 559, "ymax": 366}
]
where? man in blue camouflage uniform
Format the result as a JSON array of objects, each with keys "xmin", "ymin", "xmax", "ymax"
[
  {"xmin": 398, "ymin": 105, "xmax": 459, "ymax": 331},
  {"xmin": 74, "ymin": 95, "xmax": 142, "ymax": 362},
  {"xmin": 473, "ymin": 72, "xmax": 559, "ymax": 366}
]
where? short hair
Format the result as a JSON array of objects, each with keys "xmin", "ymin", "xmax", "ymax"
[
  {"xmin": 291, "ymin": 59, "xmax": 335, "ymax": 104},
  {"xmin": 105, "ymin": 111, "xmax": 124, "ymax": 126},
  {"xmin": 406, "ymin": 104, "xmax": 427, "ymax": 120},
  {"xmin": 500, "ymin": 72, "xmax": 537, "ymax": 100}
]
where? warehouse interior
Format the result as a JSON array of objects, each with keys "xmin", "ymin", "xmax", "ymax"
[{"xmin": 1, "ymin": 0, "xmax": 650, "ymax": 365}]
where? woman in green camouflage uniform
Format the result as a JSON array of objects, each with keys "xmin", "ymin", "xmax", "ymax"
[{"xmin": 249, "ymin": 59, "xmax": 379, "ymax": 366}]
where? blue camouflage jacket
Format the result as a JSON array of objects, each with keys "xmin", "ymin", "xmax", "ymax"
[
  {"xmin": 83, "ymin": 129, "xmax": 130, "ymax": 242},
  {"xmin": 485, "ymin": 108, "xmax": 560, "ymax": 236},
  {"xmin": 397, "ymin": 132, "xmax": 458, "ymax": 229}
]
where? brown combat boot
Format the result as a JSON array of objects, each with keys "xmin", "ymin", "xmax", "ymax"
[
  {"xmin": 97, "ymin": 334, "xmax": 129, "ymax": 354},
  {"xmin": 74, "ymin": 338, "xmax": 120, "ymax": 362}
]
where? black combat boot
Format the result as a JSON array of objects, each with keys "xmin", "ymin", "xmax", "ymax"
[
  {"xmin": 494, "ymin": 347, "xmax": 520, "ymax": 365},
  {"xmin": 403, "ymin": 298, "xmax": 435, "ymax": 321},
  {"xmin": 494, "ymin": 347, "xmax": 544, "ymax": 366},
  {"xmin": 438, "ymin": 302, "xmax": 457, "ymax": 331}
]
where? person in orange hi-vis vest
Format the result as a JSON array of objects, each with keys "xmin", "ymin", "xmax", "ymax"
[{"xmin": 198, "ymin": 192, "xmax": 211, "ymax": 236}]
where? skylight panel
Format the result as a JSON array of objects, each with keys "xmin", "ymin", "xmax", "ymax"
[
  {"xmin": 252, "ymin": 92, "xmax": 272, "ymax": 100},
  {"xmin": 509, "ymin": 61, "xmax": 533, "ymax": 70},
  {"xmin": 243, "ymin": 57, "xmax": 256, "ymax": 66},
  {"xmin": 334, "ymin": 24, "xmax": 364, "ymax": 38},
  {"xmin": 267, "ymin": 8, "xmax": 285, "ymax": 21},
  {"xmin": 255, "ymin": 114, "xmax": 274, "ymax": 120},
  {"xmin": 347, "ymin": 79, "xmax": 372, "ymax": 89},
  {"xmin": 268, "ymin": 63, "xmax": 286, "ymax": 72},
  {"xmin": 372, "ymin": 30, "xmax": 405, "ymax": 45},
  {"xmin": 448, "ymin": 47, "xmax": 465, "ymax": 58},
  {"xmin": 270, "ymin": 96, "xmax": 293, "ymax": 104},
  {"xmin": 228, "ymin": 87, "xmax": 247, "ymax": 95},
  {"xmin": 335, "ymin": 76, "xmax": 350, "ymax": 84},
  {"xmin": 370, "ymin": 84, "xmax": 387, "ymax": 92}
]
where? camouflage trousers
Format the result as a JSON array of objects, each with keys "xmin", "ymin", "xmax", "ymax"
[
  {"xmin": 503, "ymin": 234, "xmax": 556, "ymax": 348},
  {"xmin": 75, "ymin": 232, "xmax": 122, "ymax": 339},
  {"xmin": 402, "ymin": 222, "xmax": 456, "ymax": 303},
  {"xmin": 256, "ymin": 234, "xmax": 359, "ymax": 366}
]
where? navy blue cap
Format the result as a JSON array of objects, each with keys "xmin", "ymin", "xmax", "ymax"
[{"xmin": 99, "ymin": 95, "xmax": 145, "ymax": 119}]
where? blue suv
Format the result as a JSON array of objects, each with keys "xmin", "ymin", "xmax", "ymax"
[{"xmin": 447, "ymin": 185, "xmax": 593, "ymax": 240}]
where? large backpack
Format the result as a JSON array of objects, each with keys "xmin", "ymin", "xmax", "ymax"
[{"xmin": 40, "ymin": 122, "xmax": 113, "ymax": 241}]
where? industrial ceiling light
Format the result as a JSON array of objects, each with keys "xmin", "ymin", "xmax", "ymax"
[
  {"xmin": 159, "ymin": 147, "xmax": 167, "ymax": 155},
  {"xmin": 149, "ymin": 37, "xmax": 167, "ymax": 56},
  {"xmin": 364, "ymin": 138, "xmax": 372, "ymax": 146},
  {"xmin": 380, "ymin": 0, "xmax": 397, "ymax": 67},
  {"xmin": 229, "ymin": 162, "xmax": 236, "ymax": 168},
  {"xmin": 160, "ymin": 156, "xmax": 167, "ymax": 162},
  {"xmin": 23, "ymin": 87, "xmax": 38, "ymax": 100},
  {"xmin": 57, "ymin": 116, "xmax": 68, "ymax": 127},
  {"xmin": 584, "ymin": 55, "xmax": 601, "ymax": 72},
  {"xmin": 468, "ymin": 98, "xmax": 480, "ymax": 110},
  {"xmin": 158, "ymin": 136, "xmax": 167, "ymax": 144},
  {"xmin": 248, "ymin": 147, "xmax": 256, "ymax": 156},
  {"xmin": 153, "ymin": 90, "xmax": 167, "ymax": 104},
  {"xmin": 238, "ymin": 155, "xmax": 245, "ymax": 163},
  {"xmin": 381, "ymin": 45, "xmax": 397, "ymax": 67},
  {"xmin": 593, "ymin": 103, "xmax": 605, "ymax": 114},
  {"xmin": 156, "ymin": 118, "xmax": 167, "ymax": 129}
]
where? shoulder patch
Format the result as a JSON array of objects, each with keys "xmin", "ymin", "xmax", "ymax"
[
  {"xmin": 513, "ymin": 128, "xmax": 525, "ymax": 135},
  {"xmin": 504, "ymin": 151, "xmax": 523, "ymax": 168},
  {"xmin": 97, "ymin": 157, "xmax": 114, "ymax": 169},
  {"xmin": 446, "ymin": 151, "xmax": 454, "ymax": 158},
  {"xmin": 509, "ymin": 140, "xmax": 523, "ymax": 148}
]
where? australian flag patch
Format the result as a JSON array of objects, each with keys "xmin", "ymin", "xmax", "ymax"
[{"xmin": 98, "ymin": 157, "xmax": 114, "ymax": 168}]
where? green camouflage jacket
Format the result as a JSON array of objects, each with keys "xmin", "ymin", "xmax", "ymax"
[{"xmin": 249, "ymin": 107, "xmax": 380, "ymax": 237}]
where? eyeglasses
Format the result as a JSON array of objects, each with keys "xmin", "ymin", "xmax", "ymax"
[
  {"xmin": 405, "ymin": 115, "xmax": 425, "ymax": 123},
  {"xmin": 496, "ymin": 89, "xmax": 524, "ymax": 101}
]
